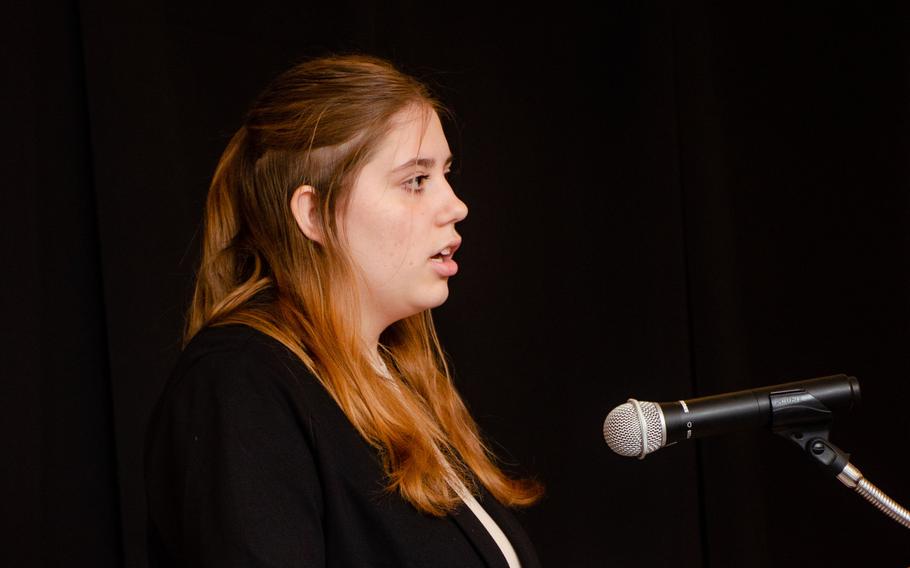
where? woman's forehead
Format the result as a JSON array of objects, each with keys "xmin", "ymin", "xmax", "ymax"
[{"xmin": 376, "ymin": 107, "xmax": 449, "ymax": 170}]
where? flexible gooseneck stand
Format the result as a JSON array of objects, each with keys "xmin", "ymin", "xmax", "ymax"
[{"xmin": 772, "ymin": 390, "xmax": 910, "ymax": 529}]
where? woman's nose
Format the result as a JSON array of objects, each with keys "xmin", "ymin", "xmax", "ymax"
[
  {"xmin": 450, "ymin": 193, "xmax": 468, "ymax": 224},
  {"xmin": 440, "ymin": 180, "xmax": 468, "ymax": 224}
]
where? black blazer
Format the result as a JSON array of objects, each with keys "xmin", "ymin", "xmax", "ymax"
[{"xmin": 144, "ymin": 323, "xmax": 542, "ymax": 567}]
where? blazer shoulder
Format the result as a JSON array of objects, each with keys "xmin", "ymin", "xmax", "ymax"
[
  {"xmin": 161, "ymin": 323, "xmax": 328, "ymax": 421},
  {"xmin": 180, "ymin": 323, "xmax": 294, "ymax": 365},
  {"xmin": 182, "ymin": 322, "xmax": 315, "ymax": 377}
]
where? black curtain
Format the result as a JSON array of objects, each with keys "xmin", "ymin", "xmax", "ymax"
[{"xmin": 4, "ymin": 1, "xmax": 908, "ymax": 566}]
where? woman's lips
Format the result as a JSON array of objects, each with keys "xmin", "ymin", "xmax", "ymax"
[
  {"xmin": 429, "ymin": 255, "xmax": 458, "ymax": 276},
  {"xmin": 429, "ymin": 238, "xmax": 461, "ymax": 277}
]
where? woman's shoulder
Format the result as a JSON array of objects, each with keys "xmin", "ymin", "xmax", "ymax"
[
  {"xmin": 180, "ymin": 322, "xmax": 309, "ymax": 372},
  {"xmin": 162, "ymin": 323, "xmax": 325, "ymax": 417},
  {"xmin": 180, "ymin": 322, "xmax": 287, "ymax": 363}
]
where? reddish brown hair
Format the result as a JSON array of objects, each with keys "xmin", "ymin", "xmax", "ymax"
[{"xmin": 185, "ymin": 53, "xmax": 543, "ymax": 516}]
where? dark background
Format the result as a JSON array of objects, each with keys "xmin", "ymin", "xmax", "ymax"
[{"xmin": 4, "ymin": 1, "xmax": 909, "ymax": 566}]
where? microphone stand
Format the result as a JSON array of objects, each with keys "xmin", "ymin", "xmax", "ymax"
[{"xmin": 771, "ymin": 390, "xmax": 910, "ymax": 529}]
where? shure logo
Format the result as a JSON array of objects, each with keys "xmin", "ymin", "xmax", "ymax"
[{"xmin": 773, "ymin": 395, "xmax": 805, "ymax": 407}]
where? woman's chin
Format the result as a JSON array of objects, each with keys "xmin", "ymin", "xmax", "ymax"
[{"xmin": 419, "ymin": 284, "xmax": 451, "ymax": 311}]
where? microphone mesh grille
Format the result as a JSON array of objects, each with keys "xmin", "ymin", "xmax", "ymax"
[{"xmin": 602, "ymin": 401, "xmax": 665, "ymax": 457}]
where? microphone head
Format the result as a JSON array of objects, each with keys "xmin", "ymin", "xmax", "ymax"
[{"xmin": 602, "ymin": 399, "xmax": 666, "ymax": 458}]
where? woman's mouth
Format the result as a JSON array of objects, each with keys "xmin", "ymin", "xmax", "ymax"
[
  {"xmin": 430, "ymin": 247, "xmax": 452, "ymax": 261},
  {"xmin": 429, "ymin": 247, "xmax": 458, "ymax": 276}
]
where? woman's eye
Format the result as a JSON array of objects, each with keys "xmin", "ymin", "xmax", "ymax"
[{"xmin": 403, "ymin": 174, "xmax": 430, "ymax": 193}]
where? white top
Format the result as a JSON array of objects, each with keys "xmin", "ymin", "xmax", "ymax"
[
  {"xmin": 372, "ymin": 356, "xmax": 522, "ymax": 568},
  {"xmin": 450, "ymin": 475, "xmax": 523, "ymax": 568}
]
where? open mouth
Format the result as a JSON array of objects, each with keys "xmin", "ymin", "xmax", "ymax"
[{"xmin": 430, "ymin": 247, "xmax": 452, "ymax": 262}]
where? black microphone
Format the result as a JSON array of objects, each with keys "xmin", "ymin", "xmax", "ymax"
[{"xmin": 602, "ymin": 374, "xmax": 860, "ymax": 459}]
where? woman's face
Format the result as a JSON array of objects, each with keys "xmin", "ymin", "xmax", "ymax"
[{"xmin": 340, "ymin": 105, "xmax": 468, "ymax": 334}]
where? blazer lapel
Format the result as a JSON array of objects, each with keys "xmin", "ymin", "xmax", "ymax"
[{"xmin": 449, "ymin": 500, "xmax": 512, "ymax": 568}]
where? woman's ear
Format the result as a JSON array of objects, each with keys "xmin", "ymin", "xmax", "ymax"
[{"xmin": 290, "ymin": 184, "xmax": 323, "ymax": 244}]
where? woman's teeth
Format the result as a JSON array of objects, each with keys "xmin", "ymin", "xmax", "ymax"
[{"xmin": 431, "ymin": 248, "xmax": 451, "ymax": 262}]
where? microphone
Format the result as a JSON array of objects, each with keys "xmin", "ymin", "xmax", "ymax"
[{"xmin": 602, "ymin": 374, "xmax": 860, "ymax": 459}]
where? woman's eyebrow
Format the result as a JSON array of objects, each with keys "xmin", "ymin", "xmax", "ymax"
[{"xmin": 391, "ymin": 154, "xmax": 454, "ymax": 173}]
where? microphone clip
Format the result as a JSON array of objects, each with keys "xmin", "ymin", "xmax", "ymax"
[
  {"xmin": 770, "ymin": 386, "xmax": 910, "ymax": 529},
  {"xmin": 770, "ymin": 388, "xmax": 850, "ymax": 477}
]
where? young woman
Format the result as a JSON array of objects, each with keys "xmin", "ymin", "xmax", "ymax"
[{"xmin": 144, "ymin": 54, "xmax": 545, "ymax": 567}]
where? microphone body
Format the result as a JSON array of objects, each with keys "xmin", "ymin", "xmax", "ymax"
[
  {"xmin": 603, "ymin": 374, "xmax": 860, "ymax": 458},
  {"xmin": 661, "ymin": 374, "xmax": 859, "ymax": 444}
]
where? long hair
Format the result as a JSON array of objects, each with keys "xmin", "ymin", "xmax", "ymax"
[{"xmin": 184, "ymin": 53, "xmax": 544, "ymax": 516}]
